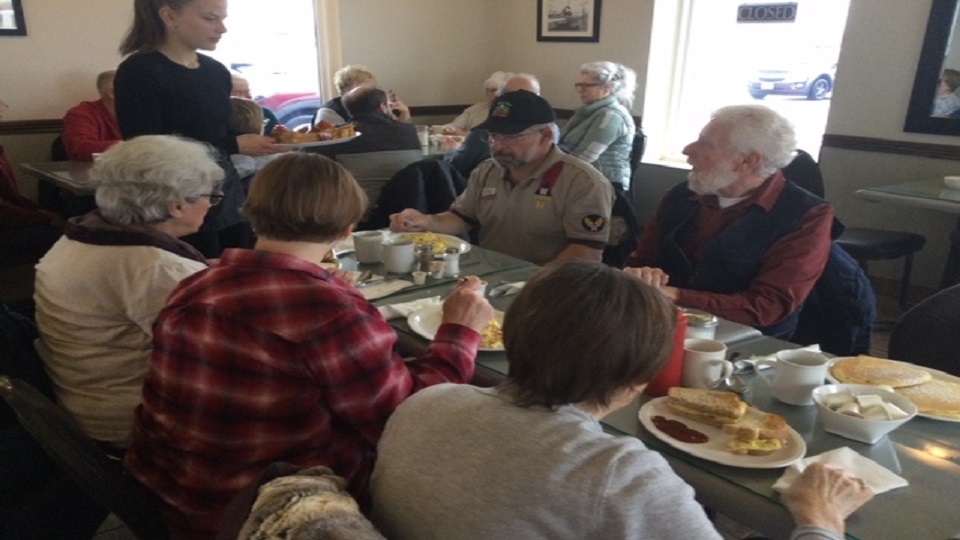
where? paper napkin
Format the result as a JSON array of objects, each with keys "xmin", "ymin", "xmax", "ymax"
[
  {"xmin": 360, "ymin": 280, "xmax": 414, "ymax": 301},
  {"xmin": 772, "ymin": 447, "xmax": 908, "ymax": 494},
  {"xmin": 378, "ymin": 295, "xmax": 442, "ymax": 319}
]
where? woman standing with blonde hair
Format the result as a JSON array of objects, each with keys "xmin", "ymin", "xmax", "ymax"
[
  {"xmin": 114, "ymin": 0, "xmax": 285, "ymax": 257},
  {"xmin": 559, "ymin": 61, "xmax": 637, "ymax": 189}
]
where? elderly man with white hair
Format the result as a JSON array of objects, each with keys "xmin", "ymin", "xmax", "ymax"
[
  {"xmin": 624, "ymin": 104, "xmax": 838, "ymax": 339},
  {"xmin": 442, "ymin": 71, "xmax": 508, "ymax": 135},
  {"xmin": 34, "ymin": 135, "xmax": 223, "ymax": 452}
]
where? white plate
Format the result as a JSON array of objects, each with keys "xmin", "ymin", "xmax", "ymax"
[
  {"xmin": 408, "ymin": 305, "xmax": 503, "ymax": 351},
  {"xmin": 826, "ymin": 357, "xmax": 960, "ymax": 422},
  {"xmin": 389, "ymin": 232, "xmax": 471, "ymax": 256},
  {"xmin": 638, "ymin": 397, "xmax": 806, "ymax": 469},
  {"xmin": 277, "ymin": 132, "xmax": 361, "ymax": 148}
]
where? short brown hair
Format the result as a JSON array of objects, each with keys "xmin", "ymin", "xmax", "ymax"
[
  {"xmin": 230, "ymin": 97, "xmax": 265, "ymax": 134},
  {"xmin": 502, "ymin": 261, "xmax": 677, "ymax": 408},
  {"xmin": 244, "ymin": 153, "xmax": 368, "ymax": 242}
]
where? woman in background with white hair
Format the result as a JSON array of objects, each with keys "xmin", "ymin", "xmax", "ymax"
[
  {"xmin": 559, "ymin": 61, "xmax": 638, "ymax": 190},
  {"xmin": 34, "ymin": 135, "xmax": 223, "ymax": 453},
  {"xmin": 443, "ymin": 71, "xmax": 508, "ymax": 136}
]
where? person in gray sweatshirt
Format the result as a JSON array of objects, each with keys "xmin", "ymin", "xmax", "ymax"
[{"xmin": 371, "ymin": 260, "xmax": 873, "ymax": 540}]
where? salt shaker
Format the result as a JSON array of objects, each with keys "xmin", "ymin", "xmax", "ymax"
[
  {"xmin": 443, "ymin": 247, "xmax": 460, "ymax": 277},
  {"xmin": 414, "ymin": 243, "xmax": 433, "ymax": 272},
  {"xmin": 683, "ymin": 309, "xmax": 718, "ymax": 340}
]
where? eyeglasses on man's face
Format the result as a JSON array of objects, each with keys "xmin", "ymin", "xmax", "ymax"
[
  {"xmin": 190, "ymin": 190, "xmax": 225, "ymax": 206},
  {"xmin": 479, "ymin": 130, "xmax": 539, "ymax": 145},
  {"xmin": 574, "ymin": 82, "xmax": 602, "ymax": 90}
]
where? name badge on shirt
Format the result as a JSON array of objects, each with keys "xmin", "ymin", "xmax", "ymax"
[{"xmin": 480, "ymin": 187, "xmax": 497, "ymax": 200}]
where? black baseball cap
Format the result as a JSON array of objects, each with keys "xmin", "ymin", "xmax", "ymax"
[{"xmin": 474, "ymin": 90, "xmax": 557, "ymax": 134}]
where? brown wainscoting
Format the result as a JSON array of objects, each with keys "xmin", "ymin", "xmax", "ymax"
[
  {"xmin": 822, "ymin": 134, "xmax": 960, "ymax": 161},
  {"xmin": 0, "ymin": 119, "xmax": 63, "ymax": 135},
  {"xmin": 0, "ymin": 110, "xmax": 639, "ymax": 136}
]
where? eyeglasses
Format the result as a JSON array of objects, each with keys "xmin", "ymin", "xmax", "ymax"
[
  {"xmin": 191, "ymin": 190, "xmax": 224, "ymax": 206},
  {"xmin": 479, "ymin": 130, "xmax": 538, "ymax": 145},
  {"xmin": 574, "ymin": 82, "xmax": 602, "ymax": 90}
]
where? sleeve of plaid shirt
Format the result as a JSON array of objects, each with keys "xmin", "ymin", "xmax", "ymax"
[{"xmin": 302, "ymin": 298, "xmax": 480, "ymax": 446}]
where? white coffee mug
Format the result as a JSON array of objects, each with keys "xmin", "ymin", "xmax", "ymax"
[
  {"xmin": 756, "ymin": 350, "xmax": 829, "ymax": 406},
  {"xmin": 382, "ymin": 239, "xmax": 415, "ymax": 274},
  {"xmin": 681, "ymin": 338, "xmax": 733, "ymax": 389},
  {"xmin": 353, "ymin": 231, "xmax": 384, "ymax": 264}
]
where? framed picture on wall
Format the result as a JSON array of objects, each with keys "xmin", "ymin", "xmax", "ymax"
[
  {"xmin": 537, "ymin": 0, "xmax": 601, "ymax": 43},
  {"xmin": 0, "ymin": 0, "xmax": 27, "ymax": 36}
]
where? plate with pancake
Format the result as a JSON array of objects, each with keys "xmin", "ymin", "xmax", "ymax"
[
  {"xmin": 408, "ymin": 305, "xmax": 504, "ymax": 351},
  {"xmin": 639, "ymin": 395, "xmax": 806, "ymax": 469},
  {"xmin": 827, "ymin": 356, "xmax": 960, "ymax": 422},
  {"xmin": 277, "ymin": 132, "xmax": 362, "ymax": 148}
]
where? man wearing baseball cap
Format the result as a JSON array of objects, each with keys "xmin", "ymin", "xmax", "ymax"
[{"xmin": 390, "ymin": 90, "xmax": 613, "ymax": 265}]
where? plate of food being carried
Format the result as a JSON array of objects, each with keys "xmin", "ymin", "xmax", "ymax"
[
  {"xmin": 638, "ymin": 387, "xmax": 806, "ymax": 469},
  {"xmin": 826, "ymin": 355, "xmax": 960, "ymax": 422},
  {"xmin": 271, "ymin": 121, "xmax": 361, "ymax": 148}
]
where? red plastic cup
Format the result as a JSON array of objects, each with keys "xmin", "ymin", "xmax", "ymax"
[{"xmin": 643, "ymin": 309, "xmax": 687, "ymax": 397}]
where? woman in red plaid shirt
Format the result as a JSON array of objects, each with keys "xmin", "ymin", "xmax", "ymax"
[{"xmin": 124, "ymin": 153, "xmax": 494, "ymax": 539}]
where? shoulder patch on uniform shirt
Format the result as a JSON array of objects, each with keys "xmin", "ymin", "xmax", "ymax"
[{"xmin": 581, "ymin": 214, "xmax": 606, "ymax": 232}]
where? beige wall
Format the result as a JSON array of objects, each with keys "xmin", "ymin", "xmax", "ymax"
[{"xmin": 1, "ymin": 0, "xmax": 957, "ymax": 287}]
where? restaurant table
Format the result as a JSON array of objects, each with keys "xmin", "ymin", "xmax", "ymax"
[
  {"xmin": 855, "ymin": 178, "xmax": 960, "ymax": 289},
  {"xmin": 20, "ymin": 161, "xmax": 94, "ymax": 195},
  {"xmin": 379, "ymin": 258, "xmax": 960, "ymax": 540}
]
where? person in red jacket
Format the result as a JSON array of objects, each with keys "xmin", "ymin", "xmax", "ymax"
[{"xmin": 61, "ymin": 70, "xmax": 122, "ymax": 161}]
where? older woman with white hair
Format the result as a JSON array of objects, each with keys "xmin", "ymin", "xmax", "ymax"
[
  {"xmin": 34, "ymin": 134, "xmax": 223, "ymax": 453},
  {"xmin": 559, "ymin": 61, "xmax": 638, "ymax": 189},
  {"xmin": 443, "ymin": 71, "xmax": 508, "ymax": 135}
]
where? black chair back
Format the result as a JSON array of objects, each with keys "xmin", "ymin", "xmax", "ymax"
[
  {"xmin": 888, "ymin": 284, "xmax": 960, "ymax": 376},
  {"xmin": 780, "ymin": 149, "xmax": 825, "ymax": 198},
  {"xmin": 0, "ymin": 376, "xmax": 168, "ymax": 539},
  {"xmin": 628, "ymin": 128, "xmax": 647, "ymax": 190}
]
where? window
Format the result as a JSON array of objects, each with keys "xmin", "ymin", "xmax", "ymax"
[
  {"xmin": 207, "ymin": 0, "xmax": 323, "ymax": 129},
  {"xmin": 642, "ymin": 0, "xmax": 850, "ymax": 165}
]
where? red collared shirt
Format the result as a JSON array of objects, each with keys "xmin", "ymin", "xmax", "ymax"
[
  {"xmin": 61, "ymin": 99, "xmax": 122, "ymax": 161},
  {"xmin": 124, "ymin": 248, "xmax": 479, "ymax": 538},
  {"xmin": 627, "ymin": 173, "xmax": 834, "ymax": 327}
]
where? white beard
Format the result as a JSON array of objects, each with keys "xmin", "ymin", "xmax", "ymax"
[{"xmin": 688, "ymin": 167, "xmax": 737, "ymax": 196}]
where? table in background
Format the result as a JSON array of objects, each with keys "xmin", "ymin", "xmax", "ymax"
[
  {"xmin": 20, "ymin": 161, "xmax": 94, "ymax": 196},
  {"xmin": 855, "ymin": 179, "xmax": 960, "ymax": 289}
]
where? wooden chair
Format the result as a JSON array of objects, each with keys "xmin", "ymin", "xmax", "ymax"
[
  {"xmin": 336, "ymin": 149, "xmax": 426, "ymax": 210},
  {"xmin": 0, "ymin": 375, "xmax": 168, "ymax": 539}
]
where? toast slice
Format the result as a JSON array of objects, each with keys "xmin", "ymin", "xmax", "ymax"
[
  {"xmin": 721, "ymin": 410, "xmax": 790, "ymax": 443},
  {"xmin": 666, "ymin": 387, "xmax": 747, "ymax": 427}
]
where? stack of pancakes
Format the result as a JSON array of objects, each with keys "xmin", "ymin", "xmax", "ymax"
[{"xmin": 830, "ymin": 355, "xmax": 960, "ymax": 419}]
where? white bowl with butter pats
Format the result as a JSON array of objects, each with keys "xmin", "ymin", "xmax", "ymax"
[{"xmin": 813, "ymin": 384, "xmax": 917, "ymax": 444}]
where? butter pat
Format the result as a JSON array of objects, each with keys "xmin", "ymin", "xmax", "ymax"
[{"xmin": 856, "ymin": 394, "xmax": 884, "ymax": 408}]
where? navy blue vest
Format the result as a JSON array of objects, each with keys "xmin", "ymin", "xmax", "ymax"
[{"xmin": 656, "ymin": 180, "xmax": 827, "ymax": 338}]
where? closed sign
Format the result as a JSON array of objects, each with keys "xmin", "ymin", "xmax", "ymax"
[{"xmin": 737, "ymin": 3, "xmax": 797, "ymax": 22}]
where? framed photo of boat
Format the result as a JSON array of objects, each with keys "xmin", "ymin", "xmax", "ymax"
[{"xmin": 537, "ymin": 0, "xmax": 601, "ymax": 43}]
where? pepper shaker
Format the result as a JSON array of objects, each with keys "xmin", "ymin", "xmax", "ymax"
[
  {"xmin": 443, "ymin": 247, "xmax": 460, "ymax": 277},
  {"xmin": 414, "ymin": 243, "xmax": 433, "ymax": 272}
]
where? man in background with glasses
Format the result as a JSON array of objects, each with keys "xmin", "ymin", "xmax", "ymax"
[{"xmin": 391, "ymin": 90, "xmax": 612, "ymax": 265}]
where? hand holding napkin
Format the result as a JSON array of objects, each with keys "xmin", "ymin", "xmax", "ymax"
[
  {"xmin": 773, "ymin": 447, "xmax": 908, "ymax": 494},
  {"xmin": 378, "ymin": 296, "xmax": 442, "ymax": 319}
]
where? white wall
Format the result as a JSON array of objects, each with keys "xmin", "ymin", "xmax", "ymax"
[{"xmin": 820, "ymin": 0, "xmax": 955, "ymax": 287}]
